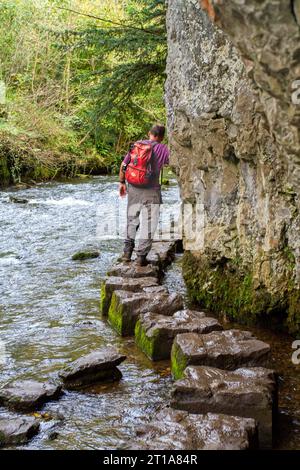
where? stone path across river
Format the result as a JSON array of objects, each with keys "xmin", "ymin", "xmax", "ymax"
[
  {"xmin": 0, "ymin": 240, "xmax": 277, "ymax": 449},
  {"xmin": 99, "ymin": 240, "xmax": 277, "ymax": 450}
]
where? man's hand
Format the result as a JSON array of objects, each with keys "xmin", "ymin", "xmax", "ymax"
[{"xmin": 119, "ymin": 182, "xmax": 127, "ymax": 197}]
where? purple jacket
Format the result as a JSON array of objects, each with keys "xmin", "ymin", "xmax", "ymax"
[{"xmin": 123, "ymin": 140, "xmax": 170, "ymax": 189}]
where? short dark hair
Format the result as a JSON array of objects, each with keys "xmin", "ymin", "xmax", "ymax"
[{"xmin": 150, "ymin": 124, "xmax": 165, "ymax": 140}]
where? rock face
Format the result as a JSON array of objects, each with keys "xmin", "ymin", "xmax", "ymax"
[
  {"xmin": 0, "ymin": 380, "xmax": 62, "ymax": 411},
  {"xmin": 166, "ymin": 0, "xmax": 300, "ymax": 334},
  {"xmin": 59, "ymin": 348, "xmax": 126, "ymax": 390},
  {"xmin": 0, "ymin": 417, "xmax": 40, "ymax": 447},
  {"xmin": 108, "ymin": 289, "xmax": 184, "ymax": 336},
  {"xmin": 100, "ymin": 276, "xmax": 159, "ymax": 316},
  {"xmin": 171, "ymin": 329, "xmax": 271, "ymax": 379},
  {"xmin": 171, "ymin": 366, "xmax": 277, "ymax": 448},
  {"xmin": 135, "ymin": 310, "xmax": 222, "ymax": 361},
  {"xmin": 130, "ymin": 407, "xmax": 258, "ymax": 450}
]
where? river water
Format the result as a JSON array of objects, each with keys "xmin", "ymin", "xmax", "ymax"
[{"xmin": 0, "ymin": 176, "xmax": 299, "ymax": 449}]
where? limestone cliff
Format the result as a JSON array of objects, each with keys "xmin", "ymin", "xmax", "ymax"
[{"xmin": 165, "ymin": 0, "xmax": 300, "ymax": 334}]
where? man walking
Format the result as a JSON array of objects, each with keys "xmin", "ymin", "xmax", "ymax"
[{"xmin": 119, "ymin": 125, "xmax": 169, "ymax": 266}]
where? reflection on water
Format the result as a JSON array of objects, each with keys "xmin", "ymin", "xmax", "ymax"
[{"xmin": 0, "ymin": 176, "xmax": 299, "ymax": 449}]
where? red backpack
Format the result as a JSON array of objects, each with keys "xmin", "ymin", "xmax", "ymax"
[{"xmin": 125, "ymin": 141, "xmax": 157, "ymax": 187}]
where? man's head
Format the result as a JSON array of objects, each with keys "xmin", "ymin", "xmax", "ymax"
[{"xmin": 149, "ymin": 125, "xmax": 165, "ymax": 142}]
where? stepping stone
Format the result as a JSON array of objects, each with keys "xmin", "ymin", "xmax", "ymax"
[
  {"xmin": 143, "ymin": 241, "xmax": 177, "ymax": 269},
  {"xmin": 130, "ymin": 407, "xmax": 258, "ymax": 450},
  {"xmin": 107, "ymin": 263, "xmax": 160, "ymax": 279},
  {"xmin": 59, "ymin": 347, "xmax": 126, "ymax": 390},
  {"xmin": 100, "ymin": 276, "xmax": 159, "ymax": 316},
  {"xmin": 171, "ymin": 366, "xmax": 277, "ymax": 449},
  {"xmin": 135, "ymin": 310, "xmax": 223, "ymax": 361},
  {"xmin": 0, "ymin": 380, "xmax": 62, "ymax": 412},
  {"xmin": 171, "ymin": 329, "xmax": 271, "ymax": 379},
  {"xmin": 108, "ymin": 289, "xmax": 184, "ymax": 336},
  {"xmin": 0, "ymin": 417, "xmax": 40, "ymax": 447}
]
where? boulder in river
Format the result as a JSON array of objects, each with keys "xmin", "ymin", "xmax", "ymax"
[
  {"xmin": 130, "ymin": 407, "xmax": 258, "ymax": 450},
  {"xmin": 9, "ymin": 196, "xmax": 29, "ymax": 204},
  {"xmin": 0, "ymin": 416, "xmax": 40, "ymax": 447},
  {"xmin": 171, "ymin": 366, "xmax": 278, "ymax": 449},
  {"xmin": 100, "ymin": 276, "xmax": 159, "ymax": 316},
  {"xmin": 171, "ymin": 329, "xmax": 271, "ymax": 379},
  {"xmin": 108, "ymin": 289, "xmax": 183, "ymax": 336},
  {"xmin": 72, "ymin": 250, "xmax": 100, "ymax": 261},
  {"xmin": 59, "ymin": 347, "xmax": 126, "ymax": 390},
  {"xmin": 107, "ymin": 263, "xmax": 160, "ymax": 279},
  {"xmin": 135, "ymin": 310, "xmax": 223, "ymax": 361},
  {"xmin": 0, "ymin": 380, "xmax": 62, "ymax": 411}
]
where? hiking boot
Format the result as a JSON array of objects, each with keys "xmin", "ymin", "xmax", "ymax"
[
  {"xmin": 135, "ymin": 255, "xmax": 148, "ymax": 267},
  {"xmin": 118, "ymin": 251, "xmax": 132, "ymax": 263}
]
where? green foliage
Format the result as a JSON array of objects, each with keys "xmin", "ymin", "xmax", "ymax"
[
  {"xmin": 0, "ymin": 0, "xmax": 167, "ymax": 184},
  {"xmin": 72, "ymin": 0, "xmax": 167, "ymax": 157}
]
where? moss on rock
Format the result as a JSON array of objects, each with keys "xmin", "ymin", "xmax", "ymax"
[
  {"xmin": 72, "ymin": 251, "xmax": 100, "ymax": 261},
  {"xmin": 182, "ymin": 251, "xmax": 299, "ymax": 335},
  {"xmin": 134, "ymin": 319, "xmax": 160, "ymax": 360},
  {"xmin": 171, "ymin": 340, "xmax": 188, "ymax": 380},
  {"xmin": 100, "ymin": 281, "xmax": 110, "ymax": 316},
  {"xmin": 108, "ymin": 292, "xmax": 124, "ymax": 335}
]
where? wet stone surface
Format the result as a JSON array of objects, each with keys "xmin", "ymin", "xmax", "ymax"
[
  {"xmin": 171, "ymin": 329, "xmax": 271, "ymax": 379},
  {"xmin": 171, "ymin": 366, "xmax": 278, "ymax": 449},
  {"xmin": 0, "ymin": 380, "xmax": 62, "ymax": 412},
  {"xmin": 130, "ymin": 407, "xmax": 258, "ymax": 450},
  {"xmin": 141, "ymin": 241, "xmax": 177, "ymax": 269},
  {"xmin": 0, "ymin": 417, "xmax": 40, "ymax": 447},
  {"xmin": 59, "ymin": 347, "xmax": 126, "ymax": 390},
  {"xmin": 108, "ymin": 289, "xmax": 184, "ymax": 337},
  {"xmin": 100, "ymin": 276, "xmax": 159, "ymax": 316},
  {"xmin": 135, "ymin": 310, "xmax": 223, "ymax": 361},
  {"xmin": 107, "ymin": 263, "xmax": 160, "ymax": 279}
]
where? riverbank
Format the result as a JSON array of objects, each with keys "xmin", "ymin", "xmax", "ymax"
[{"xmin": 0, "ymin": 130, "xmax": 116, "ymax": 188}]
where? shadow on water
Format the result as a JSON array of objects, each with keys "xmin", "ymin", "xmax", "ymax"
[{"xmin": 0, "ymin": 176, "xmax": 299, "ymax": 449}]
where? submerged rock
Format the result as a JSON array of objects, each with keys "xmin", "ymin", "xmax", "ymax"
[
  {"xmin": 171, "ymin": 366, "xmax": 277, "ymax": 449},
  {"xmin": 107, "ymin": 263, "xmax": 159, "ymax": 279},
  {"xmin": 130, "ymin": 407, "xmax": 258, "ymax": 450},
  {"xmin": 59, "ymin": 347, "xmax": 126, "ymax": 390},
  {"xmin": 0, "ymin": 380, "xmax": 62, "ymax": 412},
  {"xmin": 135, "ymin": 310, "xmax": 222, "ymax": 361},
  {"xmin": 72, "ymin": 251, "xmax": 100, "ymax": 261},
  {"xmin": 171, "ymin": 329, "xmax": 271, "ymax": 379},
  {"xmin": 100, "ymin": 276, "xmax": 159, "ymax": 316},
  {"xmin": 108, "ymin": 289, "xmax": 183, "ymax": 336},
  {"xmin": 0, "ymin": 417, "xmax": 40, "ymax": 447}
]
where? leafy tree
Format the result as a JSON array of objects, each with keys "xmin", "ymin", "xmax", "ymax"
[{"xmin": 69, "ymin": 0, "xmax": 167, "ymax": 163}]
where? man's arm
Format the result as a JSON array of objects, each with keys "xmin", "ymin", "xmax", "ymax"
[{"xmin": 119, "ymin": 162, "xmax": 127, "ymax": 197}]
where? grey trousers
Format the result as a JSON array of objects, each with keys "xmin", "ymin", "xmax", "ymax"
[{"xmin": 124, "ymin": 184, "xmax": 161, "ymax": 257}]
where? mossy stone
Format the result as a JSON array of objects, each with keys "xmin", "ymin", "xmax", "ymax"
[
  {"xmin": 72, "ymin": 251, "xmax": 100, "ymax": 261},
  {"xmin": 107, "ymin": 291, "xmax": 139, "ymax": 336},
  {"xmin": 171, "ymin": 340, "xmax": 188, "ymax": 380},
  {"xmin": 100, "ymin": 281, "xmax": 110, "ymax": 316},
  {"xmin": 134, "ymin": 319, "xmax": 161, "ymax": 360}
]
